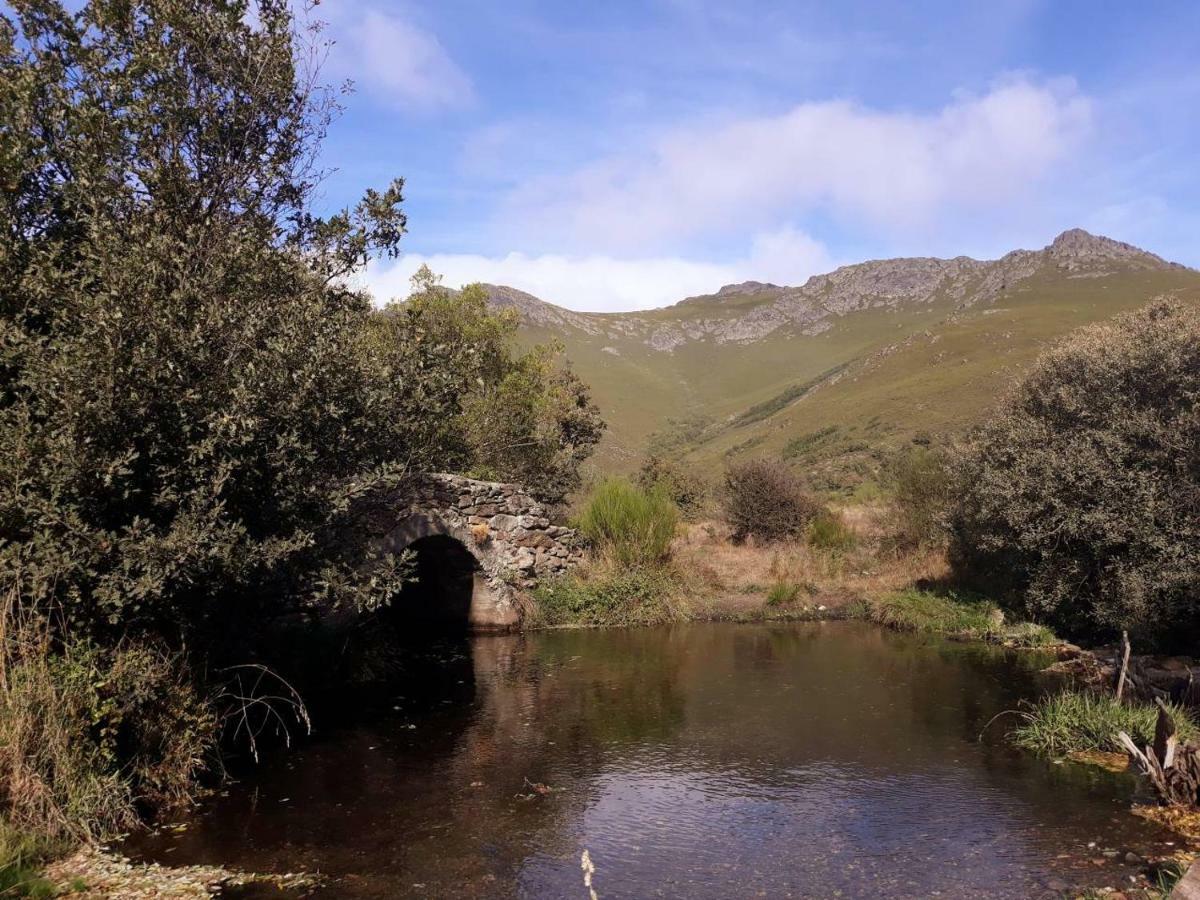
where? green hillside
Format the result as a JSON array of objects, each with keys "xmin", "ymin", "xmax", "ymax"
[{"xmin": 491, "ymin": 230, "xmax": 1200, "ymax": 486}]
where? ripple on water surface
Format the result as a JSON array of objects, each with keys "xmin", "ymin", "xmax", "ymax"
[{"xmin": 126, "ymin": 621, "xmax": 1179, "ymax": 899}]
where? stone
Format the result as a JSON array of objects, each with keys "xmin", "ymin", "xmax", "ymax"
[
  {"xmin": 368, "ymin": 473, "xmax": 582, "ymax": 630},
  {"xmin": 488, "ymin": 514, "xmax": 520, "ymax": 532}
]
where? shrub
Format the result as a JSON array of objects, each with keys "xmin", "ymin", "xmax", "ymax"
[
  {"xmin": 765, "ymin": 581, "xmax": 802, "ymax": 607},
  {"xmin": 532, "ymin": 568, "xmax": 685, "ymax": 627},
  {"xmin": 807, "ymin": 510, "xmax": 856, "ymax": 552},
  {"xmin": 722, "ymin": 459, "xmax": 820, "ymax": 543},
  {"xmin": 636, "ymin": 455, "xmax": 710, "ymax": 519},
  {"xmin": 0, "ymin": 2, "xmax": 602, "ymax": 640},
  {"xmin": 949, "ymin": 300, "xmax": 1200, "ymax": 648},
  {"xmin": 575, "ymin": 479, "xmax": 679, "ymax": 567},
  {"xmin": 1010, "ymin": 692, "xmax": 1197, "ymax": 756},
  {"xmin": 883, "ymin": 446, "xmax": 952, "ymax": 549},
  {"xmin": 0, "ymin": 604, "xmax": 215, "ymax": 852}
]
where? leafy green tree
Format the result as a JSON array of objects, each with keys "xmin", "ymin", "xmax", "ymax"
[
  {"xmin": 373, "ymin": 266, "xmax": 605, "ymax": 504},
  {"xmin": 0, "ymin": 0, "xmax": 412, "ymax": 638},
  {"xmin": 949, "ymin": 300, "xmax": 1200, "ymax": 648}
]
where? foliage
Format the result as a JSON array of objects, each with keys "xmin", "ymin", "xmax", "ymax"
[
  {"xmin": 782, "ymin": 426, "xmax": 840, "ymax": 460},
  {"xmin": 0, "ymin": 0, "xmax": 421, "ymax": 637},
  {"xmin": 1010, "ymin": 692, "xmax": 1197, "ymax": 756},
  {"xmin": 806, "ymin": 509, "xmax": 856, "ymax": 552},
  {"xmin": 948, "ymin": 300, "xmax": 1200, "ymax": 648},
  {"xmin": 374, "ymin": 268, "xmax": 604, "ymax": 505},
  {"xmin": 574, "ymin": 479, "xmax": 679, "ymax": 567},
  {"xmin": 636, "ymin": 455, "xmax": 710, "ymax": 519},
  {"xmin": 645, "ymin": 413, "xmax": 715, "ymax": 458},
  {"xmin": 0, "ymin": 2, "xmax": 602, "ymax": 642},
  {"xmin": 865, "ymin": 588, "xmax": 1058, "ymax": 646},
  {"xmin": 765, "ymin": 581, "xmax": 802, "ymax": 607},
  {"xmin": 531, "ymin": 567, "xmax": 685, "ymax": 627},
  {"xmin": 883, "ymin": 446, "xmax": 952, "ymax": 549},
  {"xmin": 733, "ymin": 365, "xmax": 847, "ymax": 428},
  {"xmin": 722, "ymin": 459, "xmax": 820, "ymax": 543},
  {"xmin": 868, "ymin": 589, "xmax": 1002, "ymax": 637},
  {"xmin": 0, "ymin": 600, "xmax": 215, "ymax": 852}
]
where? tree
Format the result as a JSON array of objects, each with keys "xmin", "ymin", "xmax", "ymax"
[
  {"xmin": 948, "ymin": 300, "xmax": 1200, "ymax": 648},
  {"xmin": 0, "ymin": 0, "xmax": 411, "ymax": 639},
  {"xmin": 372, "ymin": 267, "xmax": 605, "ymax": 505}
]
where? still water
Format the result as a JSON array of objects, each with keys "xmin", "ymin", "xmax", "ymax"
[{"xmin": 130, "ymin": 622, "xmax": 1177, "ymax": 898}]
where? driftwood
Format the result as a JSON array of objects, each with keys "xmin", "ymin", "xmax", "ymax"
[
  {"xmin": 1118, "ymin": 699, "xmax": 1200, "ymax": 807},
  {"xmin": 1116, "ymin": 630, "xmax": 1132, "ymax": 703}
]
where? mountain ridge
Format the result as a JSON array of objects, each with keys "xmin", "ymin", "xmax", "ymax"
[
  {"xmin": 469, "ymin": 229, "xmax": 1200, "ymax": 479},
  {"xmin": 477, "ymin": 229, "xmax": 1185, "ymax": 354}
]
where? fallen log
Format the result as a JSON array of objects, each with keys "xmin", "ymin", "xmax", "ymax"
[{"xmin": 1118, "ymin": 699, "xmax": 1200, "ymax": 807}]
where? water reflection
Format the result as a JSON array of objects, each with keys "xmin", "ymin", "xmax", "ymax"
[{"xmin": 129, "ymin": 622, "xmax": 1176, "ymax": 898}]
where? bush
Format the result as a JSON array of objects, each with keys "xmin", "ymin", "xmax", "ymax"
[
  {"xmin": 1011, "ymin": 692, "xmax": 1197, "ymax": 756},
  {"xmin": 807, "ymin": 510, "xmax": 856, "ymax": 552},
  {"xmin": 636, "ymin": 455, "xmax": 710, "ymax": 519},
  {"xmin": 0, "ymin": 604, "xmax": 215, "ymax": 852},
  {"xmin": 532, "ymin": 568, "xmax": 685, "ymax": 627},
  {"xmin": 722, "ymin": 459, "xmax": 820, "ymax": 543},
  {"xmin": 575, "ymin": 479, "xmax": 679, "ymax": 567},
  {"xmin": 949, "ymin": 300, "xmax": 1200, "ymax": 648},
  {"xmin": 884, "ymin": 446, "xmax": 952, "ymax": 549}
]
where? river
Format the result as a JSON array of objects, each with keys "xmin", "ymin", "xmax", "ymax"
[{"xmin": 128, "ymin": 621, "xmax": 1178, "ymax": 898}]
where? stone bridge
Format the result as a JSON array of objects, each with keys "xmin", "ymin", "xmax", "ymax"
[{"xmin": 365, "ymin": 473, "xmax": 585, "ymax": 630}]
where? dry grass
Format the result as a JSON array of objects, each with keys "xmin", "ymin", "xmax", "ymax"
[{"xmin": 673, "ymin": 504, "xmax": 948, "ymax": 617}]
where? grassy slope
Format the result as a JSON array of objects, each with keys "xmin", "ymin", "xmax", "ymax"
[{"xmin": 520, "ymin": 264, "xmax": 1200, "ymax": 481}]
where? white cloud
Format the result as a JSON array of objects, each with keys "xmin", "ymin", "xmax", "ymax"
[
  {"xmin": 332, "ymin": 9, "xmax": 473, "ymax": 111},
  {"xmin": 358, "ymin": 226, "xmax": 835, "ymax": 312},
  {"xmin": 502, "ymin": 76, "xmax": 1092, "ymax": 251}
]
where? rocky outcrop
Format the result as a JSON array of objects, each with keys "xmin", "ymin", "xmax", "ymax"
[{"xmin": 478, "ymin": 229, "xmax": 1185, "ymax": 352}]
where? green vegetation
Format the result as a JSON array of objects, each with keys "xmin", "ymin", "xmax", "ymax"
[
  {"xmin": 864, "ymin": 589, "xmax": 1056, "ymax": 646},
  {"xmin": 883, "ymin": 445, "xmax": 952, "ymax": 549},
  {"xmin": 531, "ymin": 567, "xmax": 686, "ymax": 627},
  {"xmin": 636, "ymin": 455, "xmax": 711, "ymax": 519},
  {"xmin": 765, "ymin": 581, "xmax": 803, "ymax": 607},
  {"xmin": 722, "ymin": 458, "xmax": 821, "ymax": 543},
  {"xmin": 783, "ymin": 425, "xmax": 840, "ymax": 460},
  {"xmin": 950, "ymin": 300, "xmax": 1200, "ymax": 649},
  {"xmin": 806, "ymin": 510, "xmax": 856, "ymax": 552},
  {"xmin": 575, "ymin": 479, "xmax": 679, "ymax": 567},
  {"xmin": 0, "ymin": 0, "xmax": 603, "ymax": 874},
  {"xmin": 1011, "ymin": 692, "xmax": 1198, "ymax": 756},
  {"xmin": 731, "ymin": 365, "xmax": 847, "ymax": 428}
]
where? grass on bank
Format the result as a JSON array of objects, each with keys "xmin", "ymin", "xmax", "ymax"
[
  {"xmin": 863, "ymin": 588, "xmax": 1057, "ymax": 647},
  {"xmin": 1010, "ymin": 691, "xmax": 1199, "ymax": 756},
  {"xmin": 531, "ymin": 566, "xmax": 689, "ymax": 627}
]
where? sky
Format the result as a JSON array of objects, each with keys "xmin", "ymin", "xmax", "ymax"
[{"xmin": 306, "ymin": 1, "xmax": 1200, "ymax": 311}]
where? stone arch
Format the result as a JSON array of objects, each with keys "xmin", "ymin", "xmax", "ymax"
[
  {"xmin": 376, "ymin": 512, "xmax": 506, "ymax": 630},
  {"xmin": 365, "ymin": 475, "xmax": 584, "ymax": 631}
]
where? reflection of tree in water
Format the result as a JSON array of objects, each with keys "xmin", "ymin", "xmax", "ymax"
[{"xmin": 126, "ymin": 623, "xmax": 1168, "ymax": 899}]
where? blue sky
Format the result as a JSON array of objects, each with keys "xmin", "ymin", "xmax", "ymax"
[{"xmin": 319, "ymin": 2, "xmax": 1196, "ymax": 308}]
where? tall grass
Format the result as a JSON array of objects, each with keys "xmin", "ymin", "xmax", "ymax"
[
  {"xmin": 1011, "ymin": 692, "xmax": 1198, "ymax": 756},
  {"xmin": 0, "ymin": 592, "xmax": 216, "ymax": 883},
  {"xmin": 532, "ymin": 567, "xmax": 686, "ymax": 627},
  {"xmin": 866, "ymin": 588, "xmax": 1056, "ymax": 646},
  {"xmin": 806, "ymin": 510, "xmax": 856, "ymax": 552},
  {"xmin": 575, "ymin": 479, "xmax": 679, "ymax": 567}
]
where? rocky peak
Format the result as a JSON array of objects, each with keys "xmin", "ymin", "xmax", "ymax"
[
  {"xmin": 715, "ymin": 281, "xmax": 781, "ymax": 296},
  {"xmin": 1046, "ymin": 228, "xmax": 1174, "ymax": 270}
]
